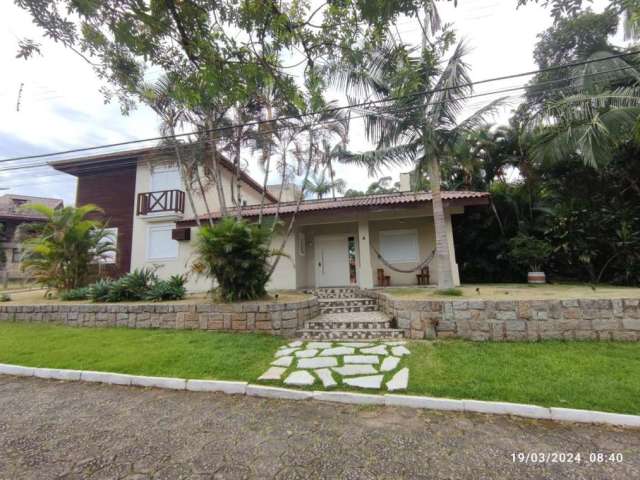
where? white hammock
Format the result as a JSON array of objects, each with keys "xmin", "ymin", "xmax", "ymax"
[{"xmin": 370, "ymin": 245, "xmax": 436, "ymax": 274}]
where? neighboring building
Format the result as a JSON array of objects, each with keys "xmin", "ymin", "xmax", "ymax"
[
  {"xmin": 51, "ymin": 146, "xmax": 489, "ymax": 292},
  {"xmin": 0, "ymin": 194, "xmax": 64, "ymax": 280}
]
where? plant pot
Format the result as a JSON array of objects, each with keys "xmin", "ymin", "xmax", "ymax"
[{"xmin": 527, "ymin": 271, "xmax": 546, "ymax": 284}]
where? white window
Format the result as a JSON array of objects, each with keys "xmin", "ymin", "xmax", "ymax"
[
  {"xmin": 147, "ymin": 224, "xmax": 178, "ymax": 260},
  {"xmin": 379, "ymin": 229, "xmax": 419, "ymax": 263},
  {"xmin": 99, "ymin": 227, "xmax": 118, "ymax": 264},
  {"xmin": 151, "ymin": 165, "xmax": 181, "ymax": 191}
]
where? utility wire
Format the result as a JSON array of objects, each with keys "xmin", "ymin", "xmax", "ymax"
[{"xmin": 2, "ymin": 49, "xmax": 640, "ymax": 165}]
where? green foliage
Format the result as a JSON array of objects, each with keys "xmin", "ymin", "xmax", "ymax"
[
  {"xmin": 195, "ymin": 217, "xmax": 274, "ymax": 302},
  {"xmin": 145, "ymin": 275, "xmax": 187, "ymax": 302},
  {"xmin": 18, "ymin": 204, "xmax": 116, "ymax": 291},
  {"xmin": 88, "ymin": 279, "xmax": 113, "ymax": 303},
  {"xmin": 85, "ymin": 269, "xmax": 186, "ymax": 303},
  {"xmin": 59, "ymin": 287, "xmax": 90, "ymax": 301},
  {"xmin": 0, "ymin": 293, "xmax": 11, "ymax": 302},
  {"xmin": 433, "ymin": 288, "xmax": 463, "ymax": 296},
  {"xmin": 508, "ymin": 234, "xmax": 553, "ymax": 272}
]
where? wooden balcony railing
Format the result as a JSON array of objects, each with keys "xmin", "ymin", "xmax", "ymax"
[{"xmin": 136, "ymin": 190, "xmax": 185, "ymax": 216}]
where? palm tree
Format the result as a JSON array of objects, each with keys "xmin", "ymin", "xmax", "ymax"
[
  {"xmin": 18, "ymin": 204, "xmax": 115, "ymax": 291},
  {"xmin": 328, "ymin": 14, "xmax": 503, "ymax": 288},
  {"xmin": 304, "ymin": 170, "xmax": 347, "ymax": 199},
  {"xmin": 531, "ymin": 49, "xmax": 640, "ymax": 168}
]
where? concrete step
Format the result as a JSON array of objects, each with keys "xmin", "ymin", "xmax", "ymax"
[
  {"xmin": 318, "ymin": 297, "xmax": 378, "ymax": 314},
  {"xmin": 311, "ymin": 287, "xmax": 362, "ymax": 299},
  {"xmin": 306, "ymin": 311, "xmax": 391, "ymax": 330},
  {"xmin": 298, "ymin": 328, "xmax": 405, "ymax": 340}
]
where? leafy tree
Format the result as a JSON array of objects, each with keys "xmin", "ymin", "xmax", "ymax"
[
  {"xmin": 18, "ymin": 204, "xmax": 116, "ymax": 291},
  {"xmin": 330, "ymin": 16, "xmax": 503, "ymax": 288}
]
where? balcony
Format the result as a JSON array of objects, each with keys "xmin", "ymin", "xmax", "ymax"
[{"xmin": 136, "ymin": 190, "xmax": 185, "ymax": 221}]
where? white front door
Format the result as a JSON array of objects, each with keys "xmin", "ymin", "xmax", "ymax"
[{"xmin": 315, "ymin": 235, "xmax": 351, "ymax": 287}]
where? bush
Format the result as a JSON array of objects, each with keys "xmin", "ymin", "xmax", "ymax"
[
  {"xmin": 509, "ymin": 234, "xmax": 553, "ymax": 272},
  {"xmin": 86, "ymin": 269, "xmax": 186, "ymax": 303},
  {"xmin": 88, "ymin": 279, "xmax": 113, "ymax": 302},
  {"xmin": 60, "ymin": 287, "xmax": 90, "ymax": 301},
  {"xmin": 0, "ymin": 293, "xmax": 11, "ymax": 302},
  {"xmin": 195, "ymin": 217, "xmax": 275, "ymax": 302},
  {"xmin": 145, "ymin": 275, "xmax": 187, "ymax": 302}
]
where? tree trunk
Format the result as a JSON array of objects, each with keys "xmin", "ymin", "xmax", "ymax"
[
  {"xmin": 168, "ymin": 127, "xmax": 201, "ymax": 228},
  {"xmin": 429, "ymin": 152, "xmax": 455, "ymax": 289}
]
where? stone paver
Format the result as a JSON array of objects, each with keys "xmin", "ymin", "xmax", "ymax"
[
  {"xmin": 297, "ymin": 357, "xmax": 338, "ymax": 369},
  {"xmin": 315, "ymin": 368, "xmax": 337, "ymax": 388},
  {"xmin": 275, "ymin": 347, "xmax": 299, "ymax": 357},
  {"xmin": 386, "ymin": 367, "xmax": 409, "ymax": 392},
  {"xmin": 319, "ymin": 346, "xmax": 355, "ymax": 356},
  {"xmin": 361, "ymin": 345, "xmax": 388, "ymax": 355},
  {"xmin": 343, "ymin": 355, "xmax": 380, "ymax": 365},
  {"xmin": 391, "ymin": 345, "xmax": 411, "ymax": 356},
  {"xmin": 265, "ymin": 340, "xmax": 410, "ymax": 391},
  {"xmin": 380, "ymin": 356, "xmax": 401, "ymax": 372},
  {"xmin": 306, "ymin": 342, "xmax": 333, "ymax": 349},
  {"xmin": 1, "ymin": 377, "xmax": 639, "ymax": 480},
  {"xmin": 343, "ymin": 374, "xmax": 384, "ymax": 389},
  {"xmin": 294, "ymin": 349, "xmax": 319, "ymax": 358},
  {"xmin": 258, "ymin": 367, "xmax": 286, "ymax": 380},
  {"xmin": 271, "ymin": 356, "xmax": 294, "ymax": 367},
  {"xmin": 332, "ymin": 364, "xmax": 378, "ymax": 376},
  {"xmin": 284, "ymin": 370, "xmax": 315, "ymax": 386}
]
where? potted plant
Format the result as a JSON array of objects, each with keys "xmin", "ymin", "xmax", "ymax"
[{"xmin": 508, "ymin": 233, "xmax": 553, "ymax": 284}]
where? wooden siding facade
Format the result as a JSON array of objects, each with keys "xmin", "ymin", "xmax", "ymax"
[{"xmin": 75, "ymin": 164, "xmax": 137, "ymax": 277}]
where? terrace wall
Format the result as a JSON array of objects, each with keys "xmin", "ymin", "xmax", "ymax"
[
  {"xmin": 0, "ymin": 298, "xmax": 320, "ymax": 338},
  {"xmin": 369, "ymin": 292, "xmax": 640, "ymax": 341}
]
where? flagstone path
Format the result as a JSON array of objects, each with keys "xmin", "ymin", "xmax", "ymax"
[{"xmin": 258, "ymin": 340, "xmax": 410, "ymax": 391}]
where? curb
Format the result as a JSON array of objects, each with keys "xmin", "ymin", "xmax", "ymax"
[{"xmin": 1, "ymin": 363, "xmax": 638, "ymax": 429}]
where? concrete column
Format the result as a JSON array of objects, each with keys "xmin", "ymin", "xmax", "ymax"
[
  {"xmin": 357, "ymin": 219, "xmax": 374, "ymax": 289},
  {"xmin": 444, "ymin": 213, "xmax": 461, "ymax": 286}
]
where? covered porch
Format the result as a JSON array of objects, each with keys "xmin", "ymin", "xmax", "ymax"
[{"xmin": 291, "ymin": 207, "xmax": 461, "ymax": 290}]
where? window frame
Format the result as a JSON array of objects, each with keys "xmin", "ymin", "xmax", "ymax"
[
  {"xmin": 146, "ymin": 223, "xmax": 179, "ymax": 261},
  {"xmin": 378, "ymin": 229, "xmax": 419, "ymax": 264}
]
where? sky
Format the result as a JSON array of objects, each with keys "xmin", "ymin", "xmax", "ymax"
[{"xmin": 0, "ymin": 0, "xmax": 617, "ymax": 206}]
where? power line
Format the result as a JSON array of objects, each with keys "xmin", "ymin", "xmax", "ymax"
[
  {"xmin": 1, "ymin": 60, "xmax": 638, "ymax": 179},
  {"xmin": 2, "ymin": 49, "xmax": 639, "ymax": 165}
]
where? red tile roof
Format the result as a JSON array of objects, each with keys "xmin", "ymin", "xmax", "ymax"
[
  {"xmin": 180, "ymin": 191, "xmax": 489, "ymax": 225},
  {"xmin": 0, "ymin": 194, "xmax": 64, "ymax": 221}
]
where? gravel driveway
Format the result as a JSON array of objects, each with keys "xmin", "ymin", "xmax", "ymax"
[{"xmin": 0, "ymin": 376, "xmax": 638, "ymax": 479}]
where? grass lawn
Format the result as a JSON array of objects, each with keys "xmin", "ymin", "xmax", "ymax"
[
  {"xmin": 385, "ymin": 283, "xmax": 640, "ymax": 301},
  {"xmin": 0, "ymin": 322, "xmax": 285, "ymax": 381},
  {"xmin": 1, "ymin": 322, "xmax": 638, "ymax": 415}
]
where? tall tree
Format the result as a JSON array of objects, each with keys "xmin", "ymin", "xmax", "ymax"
[{"xmin": 330, "ymin": 14, "xmax": 503, "ymax": 288}]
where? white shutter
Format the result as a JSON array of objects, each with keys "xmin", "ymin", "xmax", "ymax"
[
  {"xmin": 147, "ymin": 224, "xmax": 178, "ymax": 260},
  {"xmin": 379, "ymin": 229, "xmax": 419, "ymax": 263}
]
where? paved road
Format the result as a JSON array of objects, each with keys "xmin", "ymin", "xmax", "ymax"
[{"xmin": 0, "ymin": 377, "xmax": 638, "ymax": 479}]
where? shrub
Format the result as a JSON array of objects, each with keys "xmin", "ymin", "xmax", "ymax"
[
  {"xmin": 18, "ymin": 204, "xmax": 116, "ymax": 291},
  {"xmin": 88, "ymin": 279, "xmax": 113, "ymax": 302},
  {"xmin": 60, "ymin": 287, "xmax": 90, "ymax": 301},
  {"xmin": 145, "ymin": 275, "xmax": 187, "ymax": 302},
  {"xmin": 0, "ymin": 293, "xmax": 11, "ymax": 302},
  {"xmin": 106, "ymin": 268, "xmax": 158, "ymax": 302},
  {"xmin": 509, "ymin": 233, "xmax": 553, "ymax": 272},
  {"xmin": 195, "ymin": 217, "xmax": 276, "ymax": 302}
]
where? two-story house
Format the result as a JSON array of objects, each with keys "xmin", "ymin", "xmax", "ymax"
[{"xmin": 51, "ymin": 146, "xmax": 489, "ymax": 292}]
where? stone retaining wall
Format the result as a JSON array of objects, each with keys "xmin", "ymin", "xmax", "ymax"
[
  {"xmin": 369, "ymin": 291, "xmax": 640, "ymax": 341},
  {"xmin": 0, "ymin": 298, "xmax": 320, "ymax": 338}
]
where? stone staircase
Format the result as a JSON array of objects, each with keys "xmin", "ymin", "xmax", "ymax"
[{"xmin": 298, "ymin": 287, "xmax": 404, "ymax": 340}]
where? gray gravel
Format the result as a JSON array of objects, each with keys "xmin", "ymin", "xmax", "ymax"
[{"xmin": 0, "ymin": 376, "xmax": 638, "ymax": 479}]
